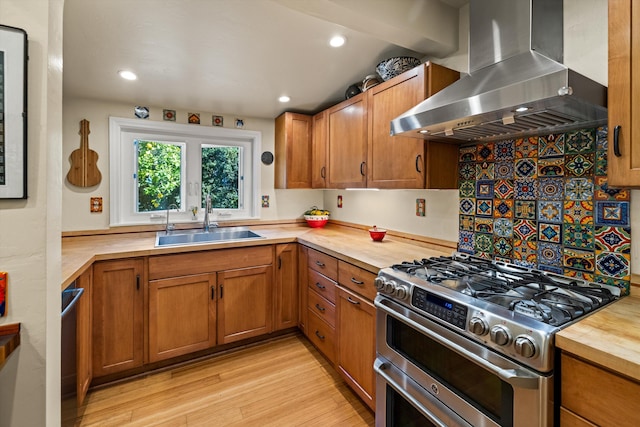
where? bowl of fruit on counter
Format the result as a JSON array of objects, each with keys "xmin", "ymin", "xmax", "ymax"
[{"xmin": 303, "ymin": 207, "xmax": 330, "ymax": 228}]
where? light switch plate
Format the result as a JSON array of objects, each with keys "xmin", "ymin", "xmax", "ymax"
[{"xmin": 91, "ymin": 197, "xmax": 103, "ymax": 212}]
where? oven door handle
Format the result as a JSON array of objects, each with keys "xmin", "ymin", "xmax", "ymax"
[
  {"xmin": 376, "ymin": 298, "xmax": 541, "ymax": 390},
  {"xmin": 374, "ymin": 359, "xmax": 456, "ymax": 427}
]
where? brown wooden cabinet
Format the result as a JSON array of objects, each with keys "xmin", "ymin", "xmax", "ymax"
[
  {"xmin": 274, "ymin": 243, "xmax": 298, "ymax": 331},
  {"xmin": 148, "ymin": 273, "xmax": 216, "ymax": 362},
  {"xmin": 311, "ymin": 110, "xmax": 328, "ymax": 188},
  {"xmin": 608, "ymin": 0, "xmax": 640, "ymax": 187},
  {"xmin": 76, "ymin": 267, "xmax": 92, "ymax": 406},
  {"xmin": 327, "ymin": 93, "xmax": 369, "ymax": 188},
  {"xmin": 560, "ymin": 352, "xmax": 640, "ymax": 426},
  {"xmin": 366, "ymin": 63, "xmax": 459, "ymax": 189},
  {"xmin": 297, "ymin": 245, "xmax": 309, "ymax": 334},
  {"xmin": 217, "ymin": 265, "xmax": 273, "ymax": 344},
  {"xmin": 92, "ymin": 259, "xmax": 145, "ymax": 377},
  {"xmin": 336, "ymin": 286, "xmax": 376, "ymax": 411},
  {"xmin": 275, "ymin": 112, "xmax": 313, "ymax": 188}
]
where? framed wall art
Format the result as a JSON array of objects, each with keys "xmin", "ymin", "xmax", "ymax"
[{"xmin": 0, "ymin": 25, "xmax": 28, "ymax": 199}]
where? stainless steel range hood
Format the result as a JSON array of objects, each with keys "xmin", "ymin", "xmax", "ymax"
[{"xmin": 390, "ymin": 0, "xmax": 607, "ymax": 142}]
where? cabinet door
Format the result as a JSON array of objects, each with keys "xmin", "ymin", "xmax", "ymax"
[
  {"xmin": 76, "ymin": 267, "xmax": 92, "ymax": 406},
  {"xmin": 148, "ymin": 273, "xmax": 216, "ymax": 362},
  {"xmin": 217, "ymin": 265, "xmax": 273, "ymax": 344},
  {"xmin": 274, "ymin": 243, "xmax": 298, "ymax": 331},
  {"xmin": 312, "ymin": 111, "xmax": 328, "ymax": 188},
  {"xmin": 92, "ymin": 259, "xmax": 144, "ymax": 377},
  {"xmin": 336, "ymin": 286, "xmax": 376, "ymax": 410},
  {"xmin": 275, "ymin": 112, "xmax": 312, "ymax": 188},
  {"xmin": 367, "ymin": 65, "xmax": 427, "ymax": 189},
  {"xmin": 608, "ymin": 0, "xmax": 640, "ymax": 186},
  {"xmin": 327, "ymin": 93, "xmax": 368, "ymax": 188}
]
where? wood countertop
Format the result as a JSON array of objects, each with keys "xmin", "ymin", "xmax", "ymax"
[
  {"xmin": 556, "ymin": 293, "xmax": 640, "ymax": 382},
  {"xmin": 62, "ymin": 223, "xmax": 454, "ymax": 289}
]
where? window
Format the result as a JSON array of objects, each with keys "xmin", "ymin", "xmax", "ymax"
[{"xmin": 109, "ymin": 116, "xmax": 261, "ymax": 226}]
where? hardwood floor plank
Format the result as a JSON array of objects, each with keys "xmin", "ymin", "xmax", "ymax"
[{"xmin": 75, "ymin": 334, "xmax": 374, "ymax": 427}]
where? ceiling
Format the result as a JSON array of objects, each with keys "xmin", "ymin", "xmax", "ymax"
[{"xmin": 63, "ymin": 0, "xmax": 466, "ymax": 119}]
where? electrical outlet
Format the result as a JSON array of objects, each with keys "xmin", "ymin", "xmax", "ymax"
[
  {"xmin": 90, "ymin": 197, "xmax": 103, "ymax": 213},
  {"xmin": 416, "ymin": 198, "xmax": 425, "ymax": 216},
  {"xmin": 337, "ymin": 195, "xmax": 343, "ymax": 208}
]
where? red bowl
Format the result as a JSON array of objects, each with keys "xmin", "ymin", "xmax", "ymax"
[
  {"xmin": 369, "ymin": 229, "xmax": 387, "ymax": 241},
  {"xmin": 305, "ymin": 215, "xmax": 329, "ymax": 228}
]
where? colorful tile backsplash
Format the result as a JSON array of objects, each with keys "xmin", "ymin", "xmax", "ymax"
[{"xmin": 457, "ymin": 126, "xmax": 632, "ymax": 295}]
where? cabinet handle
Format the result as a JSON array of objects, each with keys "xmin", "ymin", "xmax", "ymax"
[
  {"xmin": 315, "ymin": 330, "xmax": 325, "ymax": 340},
  {"xmin": 347, "ymin": 296, "xmax": 360, "ymax": 305},
  {"xmin": 321, "ymin": 166, "xmax": 326, "ymax": 179},
  {"xmin": 416, "ymin": 154, "xmax": 423, "ymax": 173},
  {"xmin": 614, "ymin": 125, "xmax": 622, "ymax": 157},
  {"xmin": 350, "ymin": 277, "xmax": 364, "ymax": 286},
  {"xmin": 360, "ymin": 161, "xmax": 366, "ymax": 176},
  {"xmin": 211, "ymin": 286, "xmax": 215, "ymax": 300},
  {"xmin": 219, "ymin": 284, "xmax": 224, "ymax": 299},
  {"xmin": 315, "ymin": 282, "xmax": 326, "ymax": 290},
  {"xmin": 278, "ymin": 256, "xmax": 282, "ymax": 269},
  {"xmin": 315, "ymin": 260, "xmax": 325, "ymax": 268},
  {"xmin": 315, "ymin": 303, "xmax": 326, "ymax": 312},
  {"xmin": 136, "ymin": 274, "xmax": 140, "ymax": 290}
]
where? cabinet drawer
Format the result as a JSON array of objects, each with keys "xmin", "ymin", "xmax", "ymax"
[
  {"xmin": 561, "ymin": 353, "xmax": 640, "ymax": 426},
  {"xmin": 559, "ymin": 407, "xmax": 597, "ymax": 427},
  {"xmin": 338, "ymin": 261, "xmax": 377, "ymax": 301},
  {"xmin": 307, "ymin": 248, "xmax": 338, "ymax": 280},
  {"xmin": 308, "ymin": 268, "xmax": 336, "ymax": 303},
  {"xmin": 308, "ymin": 288, "xmax": 336, "ymax": 328},
  {"xmin": 307, "ymin": 310, "xmax": 336, "ymax": 363}
]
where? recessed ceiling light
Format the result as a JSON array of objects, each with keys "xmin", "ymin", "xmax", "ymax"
[
  {"xmin": 118, "ymin": 70, "xmax": 137, "ymax": 80},
  {"xmin": 329, "ymin": 35, "xmax": 346, "ymax": 47},
  {"xmin": 278, "ymin": 95, "xmax": 290, "ymax": 103},
  {"xmin": 515, "ymin": 106, "xmax": 530, "ymax": 112}
]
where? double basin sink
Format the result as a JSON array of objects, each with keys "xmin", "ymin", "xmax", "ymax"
[{"xmin": 155, "ymin": 226, "xmax": 264, "ymax": 247}]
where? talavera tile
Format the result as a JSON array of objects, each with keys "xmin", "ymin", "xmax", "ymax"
[
  {"xmin": 494, "ymin": 179, "xmax": 514, "ymax": 199},
  {"xmin": 515, "ymin": 200, "xmax": 537, "ymax": 220},
  {"xmin": 494, "ymin": 161, "xmax": 514, "ymax": 179},
  {"xmin": 595, "ymin": 201, "xmax": 630, "ymax": 227},
  {"xmin": 564, "ymin": 178, "xmax": 594, "ymax": 200},
  {"xmin": 537, "ymin": 200, "xmax": 563, "ymax": 224},
  {"xmin": 493, "ymin": 199, "xmax": 513, "ymax": 218},
  {"xmin": 595, "ymin": 251, "xmax": 630, "ymax": 280},
  {"xmin": 495, "ymin": 139, "xmax": 515, "ymax": 161},
  {"xmin": 563, "ymin": 223, "xmax": 594, "ymax": 250},
  {"xmin": 538, "ymin": 156, "xmax": 564, "ymax": 177},
  {"xmin": 594, "ymin": 176, "xmax": 630, "ymax": 201},
  {"xmin": 563, "ymin": 200, "xmax": 594, "ymax": 225},
  {"xmin": 515, "ymin": 137, "xmax": 538, "ymax": 158},
  {"xmin": 476, "ymin": 180, "xmax": 494, "ymax": 199},
  {"xmin": 538, "ymin": 177, "xmax": 564, "ymax": 200},
  {"xmin": 476, "ymin": 142, "xmax": 495, "ymax": 161},
  {"xmin": 594, "ymin": 226, "xmax": 631, "ymax": 253},
  {"xmin": 538, "ymin": 133, "xmax": 565, "ymax": 158}
]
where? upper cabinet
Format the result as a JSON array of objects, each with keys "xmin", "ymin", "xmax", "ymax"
[
  {"xmin": 367, "ymin": 63, "xmax": 460, "ymax": 189},
  {"xmin": 327, "ymin": 93, "xmax": 369, "ymax": 188},
  {"xmin": 274, "ymin": 62, "xmax": 459, "ymax": 190},
  {"xmin": 275, "ymin": 112, "xmax": 312, "ymax": 188},
  {"xmin": 608, "ymin": 0, "xmax": 640, "ymax": 187}
]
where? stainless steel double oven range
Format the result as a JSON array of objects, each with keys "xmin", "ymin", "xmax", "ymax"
[{"xmin": 373, "ymin": 252, "xmax": 619, "ymax": 427}]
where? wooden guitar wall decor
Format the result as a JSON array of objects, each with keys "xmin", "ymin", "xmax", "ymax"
[{"xmin": 67, "ymin": 119, "xmax": 102, "ymax": 187}]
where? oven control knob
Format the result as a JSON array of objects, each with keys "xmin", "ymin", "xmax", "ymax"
[
  {"xmin": 394, "ymin": 286, "xmax": 408, "ymax": 299},
  {"xmin": 514, "ymin": 335, "xmax": 537, "ymax": 358},
  {"xmin": 374, "ymin": 277, "xmax": 386, "ymax": 292},
  {"xmin": 384, "ymin": 280, "xmax": 397, "ymax": 294},
  {"xmin": 490, "ymin": 325, "xmax": 511, "ymax": 346},
  {"xmin": 469, "ymin": 317, "xmax": 488, "ymax": 336}
]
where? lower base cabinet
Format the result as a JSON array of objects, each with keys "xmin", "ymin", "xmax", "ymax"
[
  {"xmin": 148, "ymin": 273, "xmax": 216, "ymax": 363},
  {"xmin": 217, "ymin": 265, "xmax": 273, "ymax": 344},
  {"xmin": 336, "ymin": 286, "xmax": 376, "ymax": 410},
  {"xmin": 560, "ymin": 352, "xmax": 640, "ymax": 426},
  {"xmin": 92, "ymin": 259, "xmax": 145, "ymax": 377}
]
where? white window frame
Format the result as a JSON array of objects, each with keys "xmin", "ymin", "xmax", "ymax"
[{"xmin": 109, "ymin": 116, "xmax": 261, "ymax": 226}]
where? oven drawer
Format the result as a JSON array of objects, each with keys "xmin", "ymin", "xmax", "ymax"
[
  {"xmin": 308, "ymin": 269, "xmax": 336, "ymax": 303},
  {"xmin": 307, "ymin": 310, "xmax": 336, "ymax": 363},
  {"xmin": 338, "ymin": 261, "xmax": 377, "ymax": 301},
  {"xmin": 308, "ymin": 288, "xmax": 336, "ymax": 327},
  {"xmin": 307, "ymin": 248, "xmax": 338, "ymax": 281}
]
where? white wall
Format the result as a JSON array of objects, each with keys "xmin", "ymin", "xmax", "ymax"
[
  {"xmin": 0, "ymin": 0, "xmax": 64, "ymax": 425},
  {"xmin": 62, "ymin": 98, "xmax": 323, "ymax": 230}
]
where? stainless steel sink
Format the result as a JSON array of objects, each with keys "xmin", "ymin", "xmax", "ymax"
[{"xmin": 155, "ymin": 227, "xmax": 264, "ymax": 247}]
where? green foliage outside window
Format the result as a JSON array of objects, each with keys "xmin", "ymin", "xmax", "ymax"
[
  {"xmin": 137, "ymin": 140, "xmax": 182, "ymax": 212},
  {"xmin": 201, "ymin": 146, "xmax": 240, "ymax": 209}
]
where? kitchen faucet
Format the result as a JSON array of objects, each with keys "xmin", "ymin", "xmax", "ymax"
[
  {"xmin": 165, "ymin": 204, "xmax": 179, "ymax": 233},
  {"xmin": 203, "ymin": 194, "xmax": 217, "ymax": 231}
]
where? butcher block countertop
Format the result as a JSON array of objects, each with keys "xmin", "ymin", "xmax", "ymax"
[
  {"xmin": 62, "ymin": 222, "xmax": 455, "ymax": 289},
  {"xmin": 556, "ymin": 293, "xmax": 640, "ymax": 383}
]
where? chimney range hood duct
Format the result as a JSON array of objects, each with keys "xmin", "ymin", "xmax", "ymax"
[{"xmin": 390, "ymin": 0, "xmax": 607, "ymax": 142}]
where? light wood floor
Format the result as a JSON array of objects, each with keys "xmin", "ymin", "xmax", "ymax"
[{"xmin": 72, "ymin": 334, "xmax": 375, "ymax": 426}]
